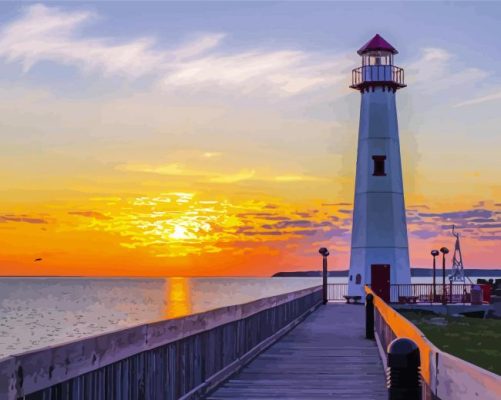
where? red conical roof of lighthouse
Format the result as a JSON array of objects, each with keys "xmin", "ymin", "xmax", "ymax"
[{"xmin": 357, "ymin": 34, "xmax": 398, "ymax": 55}]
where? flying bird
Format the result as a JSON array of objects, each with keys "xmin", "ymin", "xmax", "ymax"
[{"xmin": 34, "ymin": 258, "xmax": 43, "ymax": 262}]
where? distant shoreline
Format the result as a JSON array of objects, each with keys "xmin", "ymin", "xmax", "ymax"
[
  {"xmin": 272, "ymin": 268, "xmax": 501, "ymax": 278},
  {"xmin": 0, "ymin": 268, "xmax": 500, "ymax": 279}
]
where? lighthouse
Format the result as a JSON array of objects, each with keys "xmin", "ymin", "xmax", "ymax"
[{"xmin": 347, "ymin": 34, "xmax": 411, "ymax": 300}]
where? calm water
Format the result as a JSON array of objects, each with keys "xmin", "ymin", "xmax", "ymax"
[
  {"xmin": 0, "ymin": 277, "xmax": 327, "ymax": 358},
  {"xmin": 0, "ymin": 276, "xmax": 489, "ymax": 359}
]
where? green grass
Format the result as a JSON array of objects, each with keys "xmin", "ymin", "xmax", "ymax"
[{"xmin": 398, "ymin": 311, "xmax": 501, "ymax": 375}]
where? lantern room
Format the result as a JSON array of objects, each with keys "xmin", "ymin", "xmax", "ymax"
[{"xmin": 350, "ymin": 34, "xmax": 406, "ymax": 91}]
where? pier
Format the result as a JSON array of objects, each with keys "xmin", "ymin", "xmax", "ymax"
[
  {"xmin": 1, "ymin": 284, "xmax": 500, "ymax": 400},
  {"xmin": 207, "ymin": 304, "xmax": 386, "ymax": 399}
]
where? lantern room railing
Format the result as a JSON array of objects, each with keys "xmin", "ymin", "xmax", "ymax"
[{"xmin": 351, "ymin": 65, "xmax": 405, "ymax": 89}]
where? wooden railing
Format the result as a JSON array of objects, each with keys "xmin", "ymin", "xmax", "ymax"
[
  {"xmin": 365, "ymin": 286, "xmax": 501, "ymax": 400},
  {"xmin": 0, "ymin": 286, "xmax": 323, "ymax": 400}
]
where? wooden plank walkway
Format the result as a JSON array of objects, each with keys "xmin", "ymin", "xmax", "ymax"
[{"xmin": 206, "ymin": 304, "xmax": 387, "ymax": 399}]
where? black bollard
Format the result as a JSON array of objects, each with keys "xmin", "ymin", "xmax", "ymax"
[
  {"xmin": 365, "ymin": 294, "xmax": 374, "ymax": 339},
  {"xmin": 387, "ymin": 338, "xmax": 421, "ymax": 400}
]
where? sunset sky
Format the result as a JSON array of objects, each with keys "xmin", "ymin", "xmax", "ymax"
[{"xmin": 0, "ymin": 2, "xmax": 499, "ymax": 276}]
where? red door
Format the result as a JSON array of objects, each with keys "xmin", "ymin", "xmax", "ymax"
[{"xmin": 371, "ymin": 264, "xmax": 391, "ymax": 302}]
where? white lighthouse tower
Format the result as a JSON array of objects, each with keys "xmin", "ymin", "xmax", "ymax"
[{"xmin": 347, "ymin": 34, "xmax": 411, "ymax": 300}]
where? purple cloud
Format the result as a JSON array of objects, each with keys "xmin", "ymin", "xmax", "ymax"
[
  {"xmin": 242, "ymin": 231, "xmax": 283, "ymax": 236},
  {"xmin": 411, "ymin": 229, "xmax": 440, "ymax": 239},
  {"xmin": 0, "ymin": 215, "xmax": 47, "ymax": 224},
  {"xmin": 419, "ymin": 209, "xmax": 493, "ymax": 220},
  {"xmin": 293, "ymin": 229, "xmax": 319, "ymax": 236},
  {"xmin": 478, "ymin": 235, "xmax": 500, "ymax": 241}
]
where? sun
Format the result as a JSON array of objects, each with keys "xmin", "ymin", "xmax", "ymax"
[{"xmin": 169, "ymin": 225, "xmax": 193, "ymax": 240}]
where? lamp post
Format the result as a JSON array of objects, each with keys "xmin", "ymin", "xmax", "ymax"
[
  {"xmin": 440, "ymin": 247, "xmax": 449, "ymax": 304},
  {"xmin": 431, "ymin": 250, "xmax": 439, "ymax": 302},
  {"xmin": 449, "ymin": 276, "xmax": 453, "ymax": 304},
  {"xmin": 319, "ymin": 247, "xmax": 330, "ymax": 305}
]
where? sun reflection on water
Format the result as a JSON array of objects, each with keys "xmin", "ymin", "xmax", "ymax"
[{"xmin": 164, "ymin": 277, "xmax": 191, "ymax": 319}]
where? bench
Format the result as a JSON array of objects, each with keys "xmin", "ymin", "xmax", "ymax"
[
  {"xmin": 398, "ymin": 296, "xmax": 418, "ymax": 304},
  {"xmin": 343, "ymin": 295, "xmax": 362, "ymax": 304}
]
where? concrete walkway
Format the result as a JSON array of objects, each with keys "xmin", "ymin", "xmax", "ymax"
[{"xmin": 206, "ymin": 304, "xmax": 387, "ymax": 399}]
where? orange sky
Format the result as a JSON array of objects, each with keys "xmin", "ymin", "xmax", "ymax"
[{"xmin": 1, "ymin": 187, "xmax": 499, "ymax": 276}]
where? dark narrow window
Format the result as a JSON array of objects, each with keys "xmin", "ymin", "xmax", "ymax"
[
  {"xmin": 349, "ymin": 275, "xmax": 353, "ymax": 282},
  {"xmin": 355, "ymin": 274, "xmax": 362, "ymax": 284},
  {"xmin": 372, "ymin": 155, "xmax": 387, "ymax": 176}
]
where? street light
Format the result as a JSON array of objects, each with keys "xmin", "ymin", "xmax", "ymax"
[
  {"xmin": 431, "ymin": 250, "xmax": 439, "ymax": 302},
  {"xmin": 440, "ymin": 247, "xmax": 449, "ymax": 304},
  {"xmin": 319, "ymin": 247, "xmax": 330, "ymax": 305}
]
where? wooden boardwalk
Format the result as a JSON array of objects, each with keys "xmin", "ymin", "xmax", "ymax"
[{"xmin": 206, "ymin": 304, "xmax": 387, "ymax": 399}]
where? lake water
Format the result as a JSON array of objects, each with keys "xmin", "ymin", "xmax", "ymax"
[
  {"xmin": 0, "ymin": 276, "xmax": 490, "ymax": 358},
  {"xmin": 0, "ymin": 277, "xmax": 326, "ymax": 359}
]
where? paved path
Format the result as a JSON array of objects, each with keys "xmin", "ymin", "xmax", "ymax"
[{"xmin": 206, "ymin": 304, "xmax": 387, "ymax": 399}]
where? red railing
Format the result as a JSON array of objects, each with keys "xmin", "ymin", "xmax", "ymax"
[
  {"xmin": 351, "ymin": 65, "xmax": 405, "ymax": 88},
  {"xmin": 390, "ymin": 284, "xmax": 473, "ymax": 304}
]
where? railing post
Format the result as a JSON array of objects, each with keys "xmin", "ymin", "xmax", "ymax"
[
  {"xmin": 365, "ymin": 293, "xmax": 374, "ymax": 339},
  {"xmin": 387, "ymin": 338, "xmax": 421, "ymax": 400}
]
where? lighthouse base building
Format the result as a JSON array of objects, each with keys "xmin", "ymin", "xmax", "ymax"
[{"xmin": 347, "ymin": 34, "xmax": 411, "ymax": 300}]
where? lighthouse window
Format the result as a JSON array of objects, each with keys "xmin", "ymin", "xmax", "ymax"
[
  {"xmin": 372, "ymin": 155, "xmax": 387, "ymax": 176},
  {"xmin": 355, "ymin": 274, "xmax": 362, "ymax": 284}
]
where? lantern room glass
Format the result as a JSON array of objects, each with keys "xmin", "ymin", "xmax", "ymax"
[{"xmin": 362, "ymin": 51, "xmax": 394, "ymax": 67}]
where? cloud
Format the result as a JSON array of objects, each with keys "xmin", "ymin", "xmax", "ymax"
[
  {"xmin": 161, "ymin": 50, "xmax": 349, "ymax": 96},
  {"xmin": 404, "ymin": 203, "xmax": 500, "ymax": 243},
  {"xmin": 208, "ymin": 169, "xmax": 256, "ymax": 183},
  {"xmin": 117, "ymin": 163, "xmax": 203, "ymax": 176},
  {"xmin": 0, "ymin": 4, "xmax": 164, "ymax": 78},
  {"xmin": 0, "ymin": 4, "xmax": 351, "ymax": 97},
  {"xmin": 407, "ymin": 47, "xmax": 488, "ymax": 93},
  {"xmin": 203, "ymin": 152, "xmax": 223, "ymax": 159},
  {"xmin": 410, "ymin": 229, "xmax": 439, "ymax": 240},
  {"xmin": 240, "ymin": 230, "xmax": 283, "ymax": 236},
  {"xmin": 407, "ymin": 204, "xmax": 430, "ymax": 210},
  {"xmin": 477, "ymin": 235, "xmax": 500, "ymax": 241},
  {"xmin": 68, "ymin": 211, "xmax": 111, "ymax": 220},
  {"xmin": 293, "ymin": 229, "xmax": 319, "ymax": 236},
  {"xmin": 274, "ymin": 175, "xmax": 328, "ymax": 182},
  {"xmin": 453, "ymin": 89, "xmax": 501, "ymax": 108},
  {"xmin": 419, "ymin": 209, "xmax": 493, "ymax": 220},
  {"xmin": 0, "ymin": 214, "xmax": 47, "ymax": 224},
  {"xmin": 172, "ymin": 33, "xmax": 226, "ymax": 60},
  {"xmin": 117, "ymin": 161, "xmax": 327, "ymax": 185},
  {"xmin": 263, "ymin": 220, "xmax": 312, "ymax": 229},
  {"xmin": 118, "ymin": 162, "xmax": 255, "ymax": 183}
]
